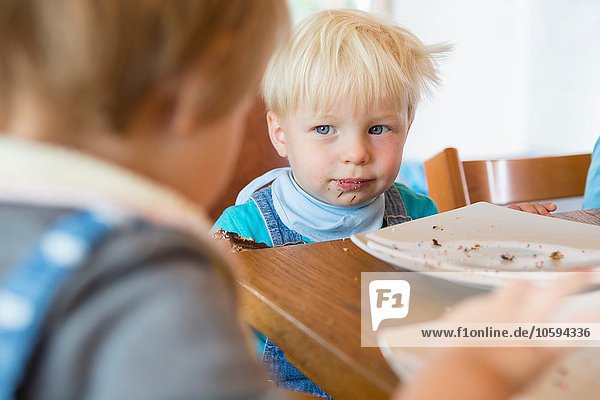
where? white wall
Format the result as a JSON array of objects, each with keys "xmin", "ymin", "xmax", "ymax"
[
  {"xmin": 525, "ymin": 0, "xmax": 600, "ymax": 156},
  {"xmin": 387, "ymin": 0, "xmax": 600, "ymax": 161}
]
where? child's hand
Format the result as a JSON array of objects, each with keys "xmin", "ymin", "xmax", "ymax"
[
  {"xmin": 441, "ymin": 275, "xmax": 590, "ymax": 390},
  {"xmin": 507, "ymin": 202, "xmax": 557, "ymax": 216},
  {"xmin": 399, "ymin": 274, "xmax": 597, "ymax": 400}
]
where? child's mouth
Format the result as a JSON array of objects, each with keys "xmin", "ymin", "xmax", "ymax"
[{"xmin": 335, "ymin": 179, "xmax": 374, "ymax": 191}]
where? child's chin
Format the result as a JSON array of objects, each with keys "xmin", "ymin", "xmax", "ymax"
[{"xmin": 329, "ymin": 194, "xmax": 369, "ymax": 207}]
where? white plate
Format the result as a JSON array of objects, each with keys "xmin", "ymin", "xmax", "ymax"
[{"xmin": 351, "ymin": 202, "xmax": 600, "ymax": 288}]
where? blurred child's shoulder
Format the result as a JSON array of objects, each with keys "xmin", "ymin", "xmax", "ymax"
[
  {"xmin": 213, "ymin": 199, "xmax": 273, "ymax": 247},
  {"xmin": 393, "ymin": 182, "xmax": 439, "ymax": 218}
]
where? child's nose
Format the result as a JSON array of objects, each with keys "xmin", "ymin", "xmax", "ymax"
[{"xmin": 340, "ymin": 134, "xmax": 370, "ymax": 165}]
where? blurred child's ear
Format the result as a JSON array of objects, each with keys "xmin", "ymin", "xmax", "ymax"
[
  {"xmin": 123, "ymin": 74, "xmax": 187, "ymax": 141},
  {"xmin": 167, "ymin": 70, "xmax": 208, "ymax": 138},
  {"xmin": 130, "ymin": 67, "xmax": 208, "ymax": 140},
  {"xmin": 266, "ymin": 111, "xmax": 287, "ymax": 158}
]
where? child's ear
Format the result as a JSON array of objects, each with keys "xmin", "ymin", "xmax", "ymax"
[
  {"xmin": 267, "ymin": 111, "xmax": 287, "ymax": 158},
  {"xmin": 127, "ymin": 71, "xmax": 200, "ymax": 141}
]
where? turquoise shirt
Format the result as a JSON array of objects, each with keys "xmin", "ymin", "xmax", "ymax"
[
  {"xmin": 213, "ymin": 182, "xmax": 437, "ymax": 356},
  {"xmin": 583, "ymin": 137, "xmax": 600, "ymax": 209},
  {"xmin": 213, "ymin": 182, "xmax": 438, "ymax": 247}
]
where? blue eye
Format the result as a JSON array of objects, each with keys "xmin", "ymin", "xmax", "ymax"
[
  {"xmin": 368, "ymin": 125, "xmax": 390, "ymax": 135},
  {"xmin": 314, "ymin": 125, "xmax": 335, "ymax": 135}
]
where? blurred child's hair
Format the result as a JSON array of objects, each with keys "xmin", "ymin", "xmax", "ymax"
[
  {"xmin": 262, "ymin": 9, "xmax": 448, "ymax": 121},
  {"xmin": 0, "ymin": 0, "xmax": 289, "ymax": 132}
]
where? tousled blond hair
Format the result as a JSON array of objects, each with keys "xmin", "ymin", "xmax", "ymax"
[
  {"xmin": 0, "ymin": 0, "xmax": 289, "ymax": 132},
  {"xmin": 263, "ymin": 9, "xmax": 448, "ymax": 121}
]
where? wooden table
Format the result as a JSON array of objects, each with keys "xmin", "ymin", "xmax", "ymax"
[{"xmin": 231, "ymin": 209, "xmax": 600, "ymax": 399}]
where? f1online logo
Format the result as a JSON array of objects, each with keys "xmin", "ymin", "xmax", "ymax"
[{"xmin": 369, "ymin": 280, "xmax": 411, "ymax": 331}]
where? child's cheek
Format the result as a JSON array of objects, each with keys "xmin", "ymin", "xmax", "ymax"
[
  {"xmin": 376, "ymin": 137, "xmax": 405, "ymax": 159},
  {"xmin": 304, "ymin": 149, "xmax": 331, "ymax": 167},
  {"xmin": 380, "ymin": 150, "xmax": 404, "ymax": 177}
]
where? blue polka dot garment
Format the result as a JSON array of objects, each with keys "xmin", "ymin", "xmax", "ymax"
[{"xmin": 0, "ymin": 209, "xmax": 128, "ymax": 400}]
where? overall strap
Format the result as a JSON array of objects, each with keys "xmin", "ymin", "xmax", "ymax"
[
  {"xmin": 251, "ymin": 186, "xmax": 304, "ymax": 247},
  {"xmin": 383, "ymin": 184, "xmax": 412, "ymax": 227},
  {"xmin": 0, "ymin": 209, "xmax": 125, "ymax": 400}
]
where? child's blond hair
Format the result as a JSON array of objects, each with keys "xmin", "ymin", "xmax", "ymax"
[
  {"xmin": 0, "ymin": 0, "xmax": 289, "ymax": 132},
  {"xmin": 263, "ymin": 9, "xmax": 448, "ymax": 121}
]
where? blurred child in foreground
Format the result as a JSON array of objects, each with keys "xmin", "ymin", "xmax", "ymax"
[{"xmin": 0, "ymin": 1, "xmax": 288, "ymax": 398}]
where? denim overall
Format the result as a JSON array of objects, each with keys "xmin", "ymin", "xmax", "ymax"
[
  {"xmin": 0, "ymin": 209, "xmax": 127, "ymax": 400},
  {"xmin": 251, "ymin": 184, "xmax": 411, "ymax": 398}
]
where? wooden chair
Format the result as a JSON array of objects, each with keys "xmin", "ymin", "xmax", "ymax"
[
  {"xmin": 424, "ymin": 147, "xmax": 592, "ymax": 212},
  {"xmin": 208, "ymin": 96, "xmax": 288, "ymax": 220}
]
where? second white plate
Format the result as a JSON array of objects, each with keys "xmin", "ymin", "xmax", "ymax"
[{"xmin": 351, "ymin": 202, "xmax": 600, "ymax": 288}]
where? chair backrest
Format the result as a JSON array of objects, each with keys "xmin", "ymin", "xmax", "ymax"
[
  {"xmin": 424, "ymin": 147, "xmax": 592, "ymax": 212},
  {"xmin": 208, "ymin": 97, "xmax": 288, "ymax": 220}
]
